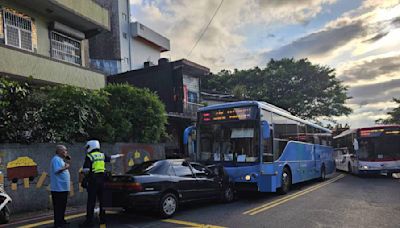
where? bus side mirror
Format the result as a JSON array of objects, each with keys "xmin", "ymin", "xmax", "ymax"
[
  {"xmin": 184, "ymin": 126, "xmax": 196, "ymax": 145},
  {"xmin": 261, "ymin": 121, "xmax": 270, "ymax": 139},
  {"xmin": 353, "ymin": 139, "xmax": 359, "ymax": 151}
]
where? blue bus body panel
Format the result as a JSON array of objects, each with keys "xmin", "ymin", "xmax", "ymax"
[{"xmin": 223, "ymin": 141, "xmax": 335, "ymax": 193}]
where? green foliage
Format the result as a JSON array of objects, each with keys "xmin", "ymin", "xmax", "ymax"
[
  {"xmin": 0, "ymin": 78, "xmax": 167, "ymax": 144},
  {"xmin": 102, "ymin": 84, "xmax": 167, "ymax": 143},
  {"xmin": 376, "ymin": 98, "xmax": 400, "ymax": 124},
  {"xmin": 40, "ymin": 85, "xmax": 108, "ymax": 142},
  {"xmin": 202, "ymin": 58, "xmax": 352, "ymax": 119},
  {"xmin": 0, "ymin": 78, "xmax": 44, "ymax": 143}
]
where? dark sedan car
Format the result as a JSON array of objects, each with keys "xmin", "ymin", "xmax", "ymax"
[{"xmin": 104, "ymin": 159, "xmax": 234, "ymax": 217}]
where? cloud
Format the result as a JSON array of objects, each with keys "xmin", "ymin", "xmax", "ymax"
[
  {"xmin": 339, "ymin": 55, "xmax": 400, "ymax": 82},
  {"xmin": 348, "ymin": 79, "xmax": 400, "ymax": 106},
  {"xmin": 130, "ymin": 0, "xmax": 338, "ymax": 71},
  {"xmin": 264, "ymin": 21, "xmax": 364, "ymax": 59}
]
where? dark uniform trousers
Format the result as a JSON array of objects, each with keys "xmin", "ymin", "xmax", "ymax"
[{"xmin": 86, "ymin": 173, "xmax": 106, "ymax": 222}]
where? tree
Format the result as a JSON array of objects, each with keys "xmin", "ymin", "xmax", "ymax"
[
  {"xmin": 376, "ymin": 98, "xmax": 400, "ymax": 124},
  {"xmin": 40, "ymin": 85, "xmax": 108, "ymax": 142},
  {"xmin": 101, "ymin": 84, "xmax": 167, "ymax": 143},
  {"xmin": 0, "ymin": 77, "xmax": 44, "ymax": 143},
  {"xmin": 202, "ymin": 58, "xmax": 352, "ymax": 119}
]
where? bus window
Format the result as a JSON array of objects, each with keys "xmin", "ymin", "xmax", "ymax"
[
  {"xmin": 262, "ymin": 130, "xmax": 273, "ymax": 162},
  {"xmin": 298, "ymin": 123, "xmax": 306, "ymax": 142}
]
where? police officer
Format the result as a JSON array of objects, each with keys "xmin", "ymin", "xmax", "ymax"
[{"xmin": 80, "ymin": 140, "xmax": 123, "ymax": 227}]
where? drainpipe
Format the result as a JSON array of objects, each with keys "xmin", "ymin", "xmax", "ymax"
[{"xmin": 126, "ymin": 0, "xmax": 132, "ymax": 70}]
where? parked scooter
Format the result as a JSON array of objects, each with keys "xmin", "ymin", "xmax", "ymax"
[{"xmin": 0, "ymin": 172, "xmax": 11, "ymax": 224}]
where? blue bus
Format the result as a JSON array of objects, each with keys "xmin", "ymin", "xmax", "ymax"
[{"xmin": 184, "ymin": 101, "xmax": 335, "ymax": 194}]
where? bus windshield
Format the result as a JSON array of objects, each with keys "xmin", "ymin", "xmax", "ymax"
[
  {"xmin": 198, "ymin": 121, "xmax": 259, "ymax": 163},
  {"xmin": 358, "ymin": 135, "xmax": 400, "ymax": 161}
]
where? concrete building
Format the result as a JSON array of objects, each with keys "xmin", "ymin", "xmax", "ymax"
[
  {"xmin": 0, "ymin": 0, "xmax": 110, "ymax": 89},
  {"xmin": 90, "ymin": 0, "xmax": 170, "ymax": 75},
  {"xmin": 108, "ymin": 58, "xmax": 209, "ymax": 158}
]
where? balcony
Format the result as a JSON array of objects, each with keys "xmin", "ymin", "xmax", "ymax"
[
  {"xmin": 0, "ymin": 44, "xmax": 105, "ymax": 89},
  {"xmin": 12, "ymin": 0, "xmax": 110, "ymax": 35}
]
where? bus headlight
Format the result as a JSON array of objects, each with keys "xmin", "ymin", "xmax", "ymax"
[{"xmin": 245, "ymin": 175, "xmax": 251, "ymax": 181}]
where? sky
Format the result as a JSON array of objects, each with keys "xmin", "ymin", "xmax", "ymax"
[{"xmin": 130, "ymin": 0, "xmax": 400, "ymax": 128}]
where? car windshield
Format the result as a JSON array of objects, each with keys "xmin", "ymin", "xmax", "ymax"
[{"xmin": 126, "ymin": 160, "xmax": 165, "ymax": 175}]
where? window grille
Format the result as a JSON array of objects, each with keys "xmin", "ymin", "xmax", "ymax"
[
  {"xmin": 3, "ymin": 10, "xmax": 33, "ymax": 51},
  {"xmin": 50, "ymin": 31, "xmax": 81, "ymax": 65}
]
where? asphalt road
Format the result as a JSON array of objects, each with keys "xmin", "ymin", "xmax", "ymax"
[{"xmin": 10, "ymin": 172, "xmax": 400, "ymax": 228}]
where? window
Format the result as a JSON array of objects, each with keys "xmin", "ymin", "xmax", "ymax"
[
  {"xmin": 3, "ymin": 10, "xmax": 32, "ymax": 51},
  {"xmin": 123, "ymin": 32, "xmax": 127, "ymax": 39},
  {"xmin": 122, "ymin": 13, "xmax": 127, "ymax": 21},
  {"xmin": 190, "ymin": 163, "xmax": 211, "ymax": 178},
  {"xmin": 188, "ymin": 91, "xmax": 198, "ymax": 103},
  {"xmin": 50, "ymin": 31, "xmax": 81, "ymax": 65},
  {"xmin": 172, "ymin": 162, "xmax": 193, "ymax": 177}
]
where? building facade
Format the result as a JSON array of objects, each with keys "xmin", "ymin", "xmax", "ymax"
[
  {"xmin": 0, "ymin": 0, "xmax": 109, "ymax": 89},
  {"xmin": 90, "ymin": 0, "xmax": 170, "ymax": 75},
  {"xmin": 108, "ymin": 58, "xmax": 209, "ymax": 157}
]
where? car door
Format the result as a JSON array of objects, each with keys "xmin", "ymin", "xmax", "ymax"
[
  {"xmin": 190, "ymin": 162, "xmax": 221, "ymax": 199},
  {"xmin": 171, "ymin": 161, "xmax": 200, "ymax": 201}
]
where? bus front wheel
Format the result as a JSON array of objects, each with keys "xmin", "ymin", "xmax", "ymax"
[{"xmin": 278, "ymin": 167, "xmax": 291, "ymax": 195}]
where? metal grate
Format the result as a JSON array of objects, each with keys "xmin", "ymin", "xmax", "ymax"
[
  {"xmin": 50, "ymin": 31, "xmax": 81, "ymax": 65},
  {"xmin": 3, "ymin": 10, "xmax": 32, "ymax": 51}
]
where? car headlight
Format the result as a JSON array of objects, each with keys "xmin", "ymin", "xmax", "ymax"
[
  {"xmin": 245, "ymin": 175, "xmax": 251, "ymax": 181},
  {"xmin": 361, "ymin": 165, "xmax": 368, "ymax": 169}
]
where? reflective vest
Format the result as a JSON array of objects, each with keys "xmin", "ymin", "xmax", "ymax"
[{"xmin": 87, "ymin": 151, "xmax": 105, "ymax": 173}]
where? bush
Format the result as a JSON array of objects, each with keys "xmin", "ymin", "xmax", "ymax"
[
  {"xmin": 102, "ymin": 84, "xmax": 167, "ymax": 143},
  {"xmin": 0, "ymin": 78, "xmax": 167, "ymax": 144}
]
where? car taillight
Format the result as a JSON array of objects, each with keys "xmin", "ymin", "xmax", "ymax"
[
  {"xmin": 105, "ymin": 182, "xmax": 143, "ymax": 191},
  {"xmin": 125, "ymin": 182, "xmax": 143, "ymax": 191}
]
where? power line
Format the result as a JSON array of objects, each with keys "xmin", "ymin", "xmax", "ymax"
[{"xmin": 187, "ymin": 0, "xmax": 224, "ymax": 58}]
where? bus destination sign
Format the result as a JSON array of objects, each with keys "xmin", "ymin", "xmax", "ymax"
[
  {"xmin": 359, "ymin": 128, "xmax": 400, "ymax": 137},
  {"xmin": 200, "ymin": 106, "xmax": 256, "ymax": 123}
]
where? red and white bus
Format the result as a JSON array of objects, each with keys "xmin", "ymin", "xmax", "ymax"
[{"xmin": 333, "ymin": 125, "xmax": 400, "ymax": 175}]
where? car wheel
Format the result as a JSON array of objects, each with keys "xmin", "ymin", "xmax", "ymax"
[
  {"xmin": 278, "ymin": 167, "xmax": 291, "ymax": 195},
  {"xmin": 348, "ymin": 163, "xmax": 352, "ymax": 174},
  {"xmin": 221, "ymin": 186, "xmax": 234, "ymax": 203},
  {"xmin": 159, "ymin": 193, "xmax": 178, "ymax": 218},
  {"xmin": 319, "ymin": 165, "xmax": 326, "ymax": 182}
]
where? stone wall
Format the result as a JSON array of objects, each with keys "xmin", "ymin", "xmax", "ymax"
[{"xmin": 0, "ymin": 143, "xmax": 164, "ymax": 214}]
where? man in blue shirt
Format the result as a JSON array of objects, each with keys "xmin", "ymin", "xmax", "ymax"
[{"xmin": 50, "ymin": 145, "xmax": 71, "ymax": 228}]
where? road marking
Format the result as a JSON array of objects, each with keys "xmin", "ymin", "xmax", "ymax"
[
  {"xmin": 163, "ymin": 219, "xmax": 226, "ymax": 228},
  {"xmin": 243, "ymin": 174, "xmax": 345, "ymax": 215},
  {"xmin": 17, "ymin": 212, "xmax": 86, "ymax": 228}
]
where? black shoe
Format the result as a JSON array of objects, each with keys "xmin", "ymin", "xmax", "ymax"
[
  {"xmin": 62, "ymin": 220, "xmax": 70, "ymax": 225},
  {"xmin": 79, "ymin": 221, "xmax": 94, "ymax": 227}
]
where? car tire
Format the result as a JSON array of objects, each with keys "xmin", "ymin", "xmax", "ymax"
[
  {"xmin": 278, "ymin": 167, "xmax": 291, "ymax": 195},
  {"xmin": 221, "ymin": 185, "xmax": 234, "ymax": 203},
  {"xmin": 159, "ymin": 193, "xmax": 178, "ymax": 218},
  {"xmin": 319, "ymin": 165, "xmax": 326, "ymax": 182}
]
